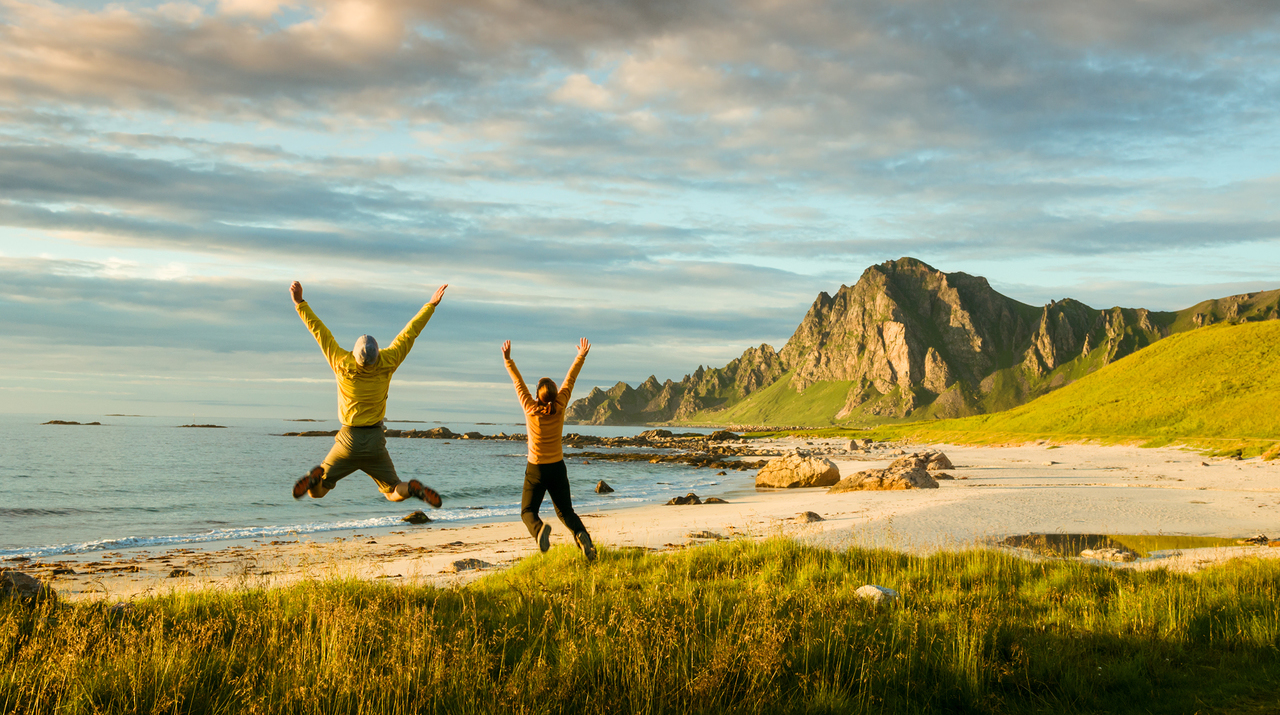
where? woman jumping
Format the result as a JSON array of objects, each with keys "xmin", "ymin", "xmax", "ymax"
[{"xmin": 502, "ymin": 337, "xmax": 596, "ymax": 561}]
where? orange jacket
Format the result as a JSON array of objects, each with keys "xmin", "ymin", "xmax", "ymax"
[{"xmin": 506, "ymin": 353, "xmax": 585, "ymax": 464}]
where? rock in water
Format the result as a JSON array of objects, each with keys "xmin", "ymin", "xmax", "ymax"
[
  {"xmin": 1, "ymin": 570, "xmax": 56, "ymax": 603},
  {"xmin": 795, "ymin": 511, "xmax": 824, "ymax": 523},
  {"xmin": 854, "ymin": 584, "xmax": 900, "ymax": 605},
  {"xmin": 595, "ymin": 480, "xmax": 615, "ymax": 494},
  {"xmin": 829, "ymin": 464, "xmax": 939, "ymax": 492},
  {"xmin": 755, "ymin": 454, "xmax": 841, "ymax": 489},
  {"xmin": 402, "ymin": 510, "xmax": 432, "ymax": 525}
]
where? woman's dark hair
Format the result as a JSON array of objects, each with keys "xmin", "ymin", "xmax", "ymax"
[{"xmin": 536, "ymin": 378, "xmax": 558, "ymax": 416}]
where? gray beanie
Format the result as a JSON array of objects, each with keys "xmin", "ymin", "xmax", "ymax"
[{"xmin": 353, "ymin": 334, "xmax": 379, "ymax": 367}]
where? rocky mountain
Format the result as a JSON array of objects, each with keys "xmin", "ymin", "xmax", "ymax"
[
  {"xmin": 565, "ymin": 344, "xmax": 785, "ymax": 425},
  {"xmin": 568, "ymin": 257, "xmax": 1280, "ymax": 426}
]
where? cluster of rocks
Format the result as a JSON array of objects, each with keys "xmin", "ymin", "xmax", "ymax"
[
  {"xmin": 571, "ymin": 450, "xmax": 767, "ymax": 472},
  {"xmin": 665, "ymin": 493, "xmax": 729, "ymax": 505},
  {"xmin": 828, "ymin": 451, "xmax": 953, "ymax": 492},
  {"xmin": 282, "ymin": 426, "xmax": 525, "ymax": 440}
]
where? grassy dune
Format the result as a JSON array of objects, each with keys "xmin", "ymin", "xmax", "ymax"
[
  {"xmin": 874, "ymin": 321, "xmax": 1280, "ymax": 454},
  {"xmin": 4, "ymin": 539, "xmax": 1280, "ymax": 714}
]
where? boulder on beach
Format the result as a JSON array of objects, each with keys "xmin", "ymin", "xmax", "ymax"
[
  {"xmin": 755, "ymin": 454, "xmax": 841, "ymax": 489},
  {"xmin": 829, "ymin": 463, "xmax": 939, "ymax": 492},
  {"xmin": 703, "ymin": 497, "xmax": 729, "ymax": 504},
  {"xmin": 595, "ymin": 480, "xmax": 615, "ymax": 494},
  {"xmin": 708, "ymin": 430, "xmax": 739, "ymax": 442},
  {"xmin": 168, "ymin": 568, "xmax": 193, "ymax": 578},
  {"xmin": 666, "ymin": 493, "xmax": 702, "ymax": 505},
  {"xmin": 687, "ymin": 530, "xmax": 726, "ymax": 540},
  {"xmin": 1, "ymin": 570, "xmax": 56, "ymax": 603},
  {"xmin": 402, "ymin": 511, "xmax": 432, "ymax": 525},
  {"xmin": 795, "ymin": 511, "xmax": 824, "ymax": 523}
]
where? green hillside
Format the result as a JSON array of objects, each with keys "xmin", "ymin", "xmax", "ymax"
[
  {"xmin": 682, "ymin": 372, "xmax": 854, "ymax": 427},
  {"xmin": 880, "ymin": 320, "xmax": 1280, "ymax": 449}
]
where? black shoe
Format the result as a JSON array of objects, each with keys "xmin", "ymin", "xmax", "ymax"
[
  {"xmin": 575, "ymin": 531, "xmax": 597, "ymax": 562},
  {"xmin": 536, "ymin": 523, "xmax": 552, "ymax": 553}
]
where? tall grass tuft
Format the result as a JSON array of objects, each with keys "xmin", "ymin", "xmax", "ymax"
[{"xmin": 4, "ymin": 539, "xmax": 1279, "ymax": 713}]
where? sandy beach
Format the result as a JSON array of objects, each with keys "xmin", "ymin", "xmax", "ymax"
[{"xmin": 13, "ymin": 440, "xmax": 1280, "ymax": 602}]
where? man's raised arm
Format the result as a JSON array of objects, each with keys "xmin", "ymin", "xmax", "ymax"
[
  {"xmin": 292, "ymin": 281, "xmax": 346, "ymax": 370},
  {"xmin": 380, "ymin": 284, "xmax": 448, "ymax": 369}
]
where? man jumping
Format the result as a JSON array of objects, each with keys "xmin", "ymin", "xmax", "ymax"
[{"xmin": 290, "ymin": 280, "xmax": 447, "ymax": 507}]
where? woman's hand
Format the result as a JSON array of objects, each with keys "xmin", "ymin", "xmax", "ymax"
[
  {"xmin": 502, "ymin": 340, "xmax": 512, "ymax": 360},
  {"xmin": 290, "ymin": 281, "xmax": 304, "ymax": 305},
  {"xmin": 577, "ymin": 337, "xmax": 590, "ymax": 357}
]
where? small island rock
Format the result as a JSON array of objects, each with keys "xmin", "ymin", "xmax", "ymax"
[{"xmin": 595, "ymin": 480, "xmax": 615, "ymax": 494}]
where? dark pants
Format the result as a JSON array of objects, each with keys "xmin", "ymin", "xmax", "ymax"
[{"xmin": 521, "ymin": 460, "xmax": 587, "ymax": 538}]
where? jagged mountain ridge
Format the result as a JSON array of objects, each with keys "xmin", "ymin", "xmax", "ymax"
[{"xmin": 566, "ymin": 257, "xmax": 1280, "ymax": 426}]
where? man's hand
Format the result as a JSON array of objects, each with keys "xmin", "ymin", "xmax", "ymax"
[
  {"xmin": 502, "ymin": 340, "xmax": 512, "ymax": 360},
  {"xmin": 577, "ymin": 337, "xmax": 591, "ymax": 357},
  {"xmin": 428, "ymin": 284, "xmax": 448, "ymax": 307},
  {"xmin": 290, "ymin": 281, "xmax": 304, "ymax": 305}
]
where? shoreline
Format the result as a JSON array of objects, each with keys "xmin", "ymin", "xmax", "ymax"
[{"xmin": 6, "ymin": 439, "xmax": 1280, "ymax": 602}]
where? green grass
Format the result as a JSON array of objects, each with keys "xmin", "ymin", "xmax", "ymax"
[
  {"xmin": 5, "ymin": 539, "xmax": 1280, "ymax": 714},
  {"xmin": 873, "ymin": 321, "xmax": 1280, "ymax": 453},
  {"xmin": 683, "ymin": 373, "xmax": 855, "ymax": 427}
]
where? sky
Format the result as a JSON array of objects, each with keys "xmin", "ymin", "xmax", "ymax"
[{"xmin": 2, "ymin": 0, "xmax": 1279, "ymax": 421}]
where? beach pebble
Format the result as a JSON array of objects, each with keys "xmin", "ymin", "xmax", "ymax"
[
  {"xmin": 795, "ymin": 511, "xmax": 824, "ymax": 523},
  {"xmin": 854, "ymin": 584, "xmax": 899, "ymax": 605},
  {"xmin": 595, "ymin": 480, "xmax": 615, "ymax": 494},
  {"xmin": 443, "ymin": 558, "xmax": 491, "ymax": 573},
  {"xmin": 1043, "ymin": 461, "xmax": 1056, "ymax": 466}
]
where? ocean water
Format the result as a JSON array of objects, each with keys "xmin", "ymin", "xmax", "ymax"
[{"xmin": 0, "ymin": 414, "xmax": 736, "ymax": 559}]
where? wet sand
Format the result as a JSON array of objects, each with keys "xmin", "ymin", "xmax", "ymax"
[{"xmin": 11, "ymin": 440, "xmax": 1280, "ymax": 602}]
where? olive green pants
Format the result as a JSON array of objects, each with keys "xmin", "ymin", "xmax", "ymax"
[{"xmin": 321, "ymin": 425, "xmax": 401, "ymax": 494}]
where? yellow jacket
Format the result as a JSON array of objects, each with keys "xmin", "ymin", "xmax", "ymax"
[
  {"xmin": 296, "ymin": 301, "xmax": 436, "ymax": 426},
  {"xmin": 506, "ymin": 354, "xmax": 585, "ymax": 464}
]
